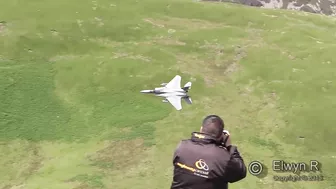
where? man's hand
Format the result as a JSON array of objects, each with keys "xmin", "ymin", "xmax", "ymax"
[
  {"xmin": 223, "ymin": 130, "xmax": 230, "ymax": 135},
  {"xmin": 222, "ymin": 130, "xmax": 231, "ymax": 147}
]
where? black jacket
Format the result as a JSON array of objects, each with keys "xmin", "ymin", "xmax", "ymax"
[{"xmin": 170, "ymin": 132, "xmax": 247, "ymax": 189}]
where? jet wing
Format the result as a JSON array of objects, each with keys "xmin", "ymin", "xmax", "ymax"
[
  {"xmin": 165, "ymin": 75, "xmax": 181, "ymax": 89},
  {"xmin": 166, "ymin": 96, "xmax": 182, "ymax": 110}
]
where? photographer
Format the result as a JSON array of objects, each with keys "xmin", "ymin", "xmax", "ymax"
[{"xmin": 170, "ymin": 115, "xmax": 247, "ymax": 189}]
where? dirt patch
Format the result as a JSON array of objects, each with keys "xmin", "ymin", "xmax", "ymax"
[
  {"xmin": 50, "ymin": 29, "xmax": 59, "ymax": 36},
  {"xmin": 49, "ymin": 51, "xmax": 150, "ymax": 62},
  {"xmin": 269, "ymin": 44, "xmax": 297, "ymax": 60},
  {"xmin": 88, "ymin": 38, "xmax": 124, "ymax": 48},
  {"xmin": 224, "ymin": 62, "xmax": 240, "ymax": 75},
  {"xmin": 93, "ymin": 17, "xmax": 104, "ymax": 27},
  {"xmin": 152, "ymin": 36, "xmax": 186, "ymax": 46},
  {"xmin": 0, "ymin": 24, "xmax": 5, "ymax": 32},
  {"xmin": 111, "ymin": 52, "xmax": 151, "ymax": 62},
  {"xmin": 143, "ymin": 19, "xmax": 165, "ymax": 28},
  {"xmin": 49, "ymin": 55, "xmax": 80, "ymax": 62},
  {"xmin": 199, "ymin": 40, "xmax": 225, "ymax": 52},
  {"xmin": 244, "ymin": 28, "xmax": 266, "ymax": 48},
  {"xmin": 0, "ymin": 141, "xmax": 43, "ymax": 189},
  {"xmin": 135, "ymin": 36, "xmax": 186, "ymax": 47},
  {"xmin": 12, "ymin": 143, "xmax": 43, "ymax": 181},
  {"xmin": 67, "ymin": 174, "xmax": 104, "ymax": 189},
  {"xmin": 26, "ymin": 146, "xmax": 43, "ymax": 177},
  {"xmin": 224, "ymin": 45, "xmax": 247, "ymax": 74},
  {"xmin": 143, "ymin": 17, "xmax": 228, "ymax": 31},
  {"xmin": 0, "ymin": 21, "xmax": 7, "ymax": 34},
  {"xmin": 7, "ymin": 184, "xmax": 25, "ymax": 189},
  {"xmin": 73, "ymin": 183, "xmax": 91, "ymax": 189},
  {"xmin": 88, "ymin": 138, "xmax": 147, "ymax": 171}
]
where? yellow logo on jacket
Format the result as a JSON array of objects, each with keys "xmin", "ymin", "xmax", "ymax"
[
  {"xmin": 195, "ymin": 159, "xmax": 209, "ymax": 171},
  {"xmin": 194, "ymin": 133, "xmax": 205, "ymax": 139},
  {"xmin": 176, "ymin": 160, "xmax": 209, "ymax": 178}
]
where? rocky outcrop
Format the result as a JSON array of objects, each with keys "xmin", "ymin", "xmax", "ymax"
[{"xmin": 203, "ymin": 0, "xmax": 336, "ymax": 16}]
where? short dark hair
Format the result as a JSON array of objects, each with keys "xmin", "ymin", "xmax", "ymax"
[{"xmin": 201, "ymin": 115, "xmax": 224, "ymax": 138}]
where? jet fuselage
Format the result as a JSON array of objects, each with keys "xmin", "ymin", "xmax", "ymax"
[{"xmin": 140, "ymin": 88, "xmax": 188, "ymax": 98}]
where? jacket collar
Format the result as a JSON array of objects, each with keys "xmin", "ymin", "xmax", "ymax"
[{"xmin": 191, "ymin": 132, "xmax": 219, "ymax": 144}]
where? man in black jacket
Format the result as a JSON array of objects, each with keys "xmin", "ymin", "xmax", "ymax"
[{"xmin": 170, "ymin": 115, "xmax": 247, "ymax": 189}]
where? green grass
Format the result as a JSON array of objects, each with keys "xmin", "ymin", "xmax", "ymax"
[{"xmin": 1, "ymin": 0, "xmax": 336, "ymax": 188}]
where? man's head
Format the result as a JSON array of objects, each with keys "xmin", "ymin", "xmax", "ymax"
[{"xmin": 200, "ymin": 115, "xmax": 224, "ymax": 139}]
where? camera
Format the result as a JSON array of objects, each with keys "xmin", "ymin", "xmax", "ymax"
[{"xmin": 219, "ymin": 130, "xmax": 230, "ymax": 147}]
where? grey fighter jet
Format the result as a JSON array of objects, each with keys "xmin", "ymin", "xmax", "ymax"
[{"xmin": 140, "ymin": 75, "xmax": 192, "ymax": 110}]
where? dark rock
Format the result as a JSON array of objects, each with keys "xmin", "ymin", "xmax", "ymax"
[
  {"xmin": 320, "ymin": 0, "xmax": 333, "ymax": 15},
  {"xmin": 238, "ymin": 0, "xmax": 263, "ymax": 6},
  {"xmin": 293, "ymin": 0, "xmax": 313, "ymax": 6},
  {"xmin": 300, "ymin": 5, "xmax": 317, "ymax": 13},
  {"xmin": 281, "ymin": 0, "xmax": 290, "ymax": 9},
  {"xmin": 219, "ymin": 0, "xmax": 263, "ymax": 6},
  {"xmin": 201, "ymin": 0, "xmax": 336, "ymax": 16}
]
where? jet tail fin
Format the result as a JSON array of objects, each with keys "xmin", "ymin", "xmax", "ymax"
[
  {"xmin": 183, "ymin": 96, "xmax": 192, "ymax": 104},
  {"xmin": 182, "ymin": 82, "xmax": 192, "ymax": 91}
]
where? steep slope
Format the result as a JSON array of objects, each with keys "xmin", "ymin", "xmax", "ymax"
[{"xmin": 0, "ymin": 0, "xmax": 335, "ymax": 189}]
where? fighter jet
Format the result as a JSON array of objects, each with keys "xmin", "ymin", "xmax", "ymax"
[{"xmin": 140, "ymin": 75, "xmax": 192, "ymax": 110}]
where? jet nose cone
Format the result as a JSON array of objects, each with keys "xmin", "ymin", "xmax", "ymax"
[{"xmin": 140, "ymin": 90, "xmax": 152, "ymax": 93}]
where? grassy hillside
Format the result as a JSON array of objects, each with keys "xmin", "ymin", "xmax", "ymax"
[{"xmin": 1, "ymin": 0, "xmax": 336, "ymax": 188}]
